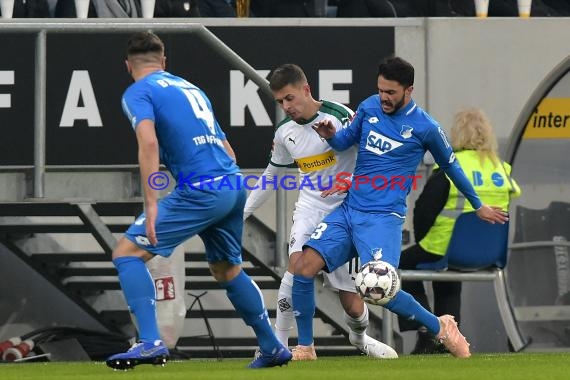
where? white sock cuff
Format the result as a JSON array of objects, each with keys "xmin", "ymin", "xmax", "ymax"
[
  {"xmin": 359, "ymin": 303, "xmax": 369, "ymax": 322},
  {"xmin": 346, "ymin": 303, "xmax": 369, "ymax": 323},
  {"xmin": 281, "ymin": 271, "xmax": 294, "ymax": 287}
]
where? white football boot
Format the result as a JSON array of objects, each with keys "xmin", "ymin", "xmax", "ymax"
[{"xmin": 350, "ymin": 333, "xmax": 399, "ymax": 359}]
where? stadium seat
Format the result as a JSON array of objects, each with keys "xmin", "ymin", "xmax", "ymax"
[
  {"xmin": 416, "ymin": 211, "xmax": 509, "ymax": 271},
  {"xmin": 385, "ymin": 211, "xmax": 527, "ymax": 352}
]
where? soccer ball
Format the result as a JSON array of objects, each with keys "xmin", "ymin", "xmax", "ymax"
[{"xmin": 354, "ymin": 261, "xmax": 401, "ymax": 306}]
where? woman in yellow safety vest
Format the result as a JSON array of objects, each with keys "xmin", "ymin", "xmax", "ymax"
[{"xmin": 398, "ymin": 108, "xmax": 521, "ymax": 354}]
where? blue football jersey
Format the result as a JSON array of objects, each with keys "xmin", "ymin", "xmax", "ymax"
[
  {"xmin": 328, "ymin": 95, "xmax": 481, "ymax": 215},
  {"xmin": 121, "ymin": 71, "xmax": 239, "ymax": 184}
]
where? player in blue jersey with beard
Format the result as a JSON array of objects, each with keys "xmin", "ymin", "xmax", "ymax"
[
  {"xmin": 290, "ymin": 57, "xmax": 509, "ymax": 358},
  {"xmin": 106, "ymin": 32, "xmax": 291, "ymax": 370}
]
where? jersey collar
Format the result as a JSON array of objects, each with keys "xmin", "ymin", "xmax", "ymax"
[{"xmin": 298, "ymin": 113, "xmax": 319, "ymax": 126}]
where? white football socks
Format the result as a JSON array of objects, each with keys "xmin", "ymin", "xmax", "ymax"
[
  {"xmin": 344, "ymin": 304, "xmax": 369, "ymax": 346},
  {"xmin": 275, "ymin": 272, "xmax": 372, "ymax": 348},
  {"xmin": 275, "ymin": 271, "xmax": 295, "ymax": 346}
]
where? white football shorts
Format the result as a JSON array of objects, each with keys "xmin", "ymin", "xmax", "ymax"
[{"xmin": 289, "ymin": 206, "xmax": 357, "ymax": 293}]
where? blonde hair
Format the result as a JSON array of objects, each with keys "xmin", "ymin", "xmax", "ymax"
[{"xmin": 450, "ymin": 108, "xmax": 499, "ymax": 166}]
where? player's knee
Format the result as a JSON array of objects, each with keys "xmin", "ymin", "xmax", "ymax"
[
  {"xmin": 209, "ymin": 261, "xmax": 240, "ymax": 282},
  {"xmin": 288, "ymin": 251, "xmax": 303, "ymax": 272},
  {"xmin": 293, "ymin": 247, "xmax": 324, "ymax": 277},
  {"xmin": 339, "ymin": 290, "xmax": 366, "ymax": 318},
  {"xmin": 112, "ymin": 237, "xmax": 150, "ymax": 261},
  {"xmin": 293, "ymin": 262, "xmax": 313, "ymax": 277}
]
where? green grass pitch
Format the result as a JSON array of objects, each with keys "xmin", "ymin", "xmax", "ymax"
[{"xmin": 1, "ymin": 353, "xmax": 569, "ymax": 380}]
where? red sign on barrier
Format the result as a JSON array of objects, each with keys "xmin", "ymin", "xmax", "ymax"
[{"xmin": 155, "ymin": 276, "xmax": 175, "ymax": 301}]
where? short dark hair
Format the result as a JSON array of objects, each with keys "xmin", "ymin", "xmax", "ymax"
[
  {"xmin": 268, "ymin": 64, "xmax": 308, "ymax": 92},
  {"xmin": 377, "ymin": 57, "xmax": 414, "ymax": 88},
  {"xmin": 127, "ymin": 31, "xmax": 164, "ymax": 58}
]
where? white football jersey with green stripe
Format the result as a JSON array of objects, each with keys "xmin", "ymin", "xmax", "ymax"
[{"xmin": 270, "ymin": 100, "xmax": 358, "ymax": 211}]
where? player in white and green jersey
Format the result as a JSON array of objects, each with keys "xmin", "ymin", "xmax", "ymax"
[
  {"xmin": 244, "ymin": 64, "xmax": 397, "ymax": 360},
  {"xmin": 266, "ymin": 98, "xmax": 356, "ymax": 213}
]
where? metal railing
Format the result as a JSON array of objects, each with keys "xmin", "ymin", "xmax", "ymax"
[{"xmin": 0, "ymin": 20, "xmax": 289, "ymax": 269}]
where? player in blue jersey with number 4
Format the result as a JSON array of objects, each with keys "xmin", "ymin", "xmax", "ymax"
[
  {"xmin": 106, "ymin": 32, "xmax": 291, "ymax": 370},
  {"xmin": 291, "ymin": 57, "xmax": 509, "ymax": 358}
]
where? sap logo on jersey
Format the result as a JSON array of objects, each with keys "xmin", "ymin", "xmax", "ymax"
[{"xmin": 365, "ymin": 131, "xmax": 402, "ymax": 156}]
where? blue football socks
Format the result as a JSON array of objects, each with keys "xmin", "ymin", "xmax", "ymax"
[
  {"xmin": 292, "ymin": 274, "xmax": 316, "ymax": 346},
  {"xmin": 221, "ymin": 270, "xmax": 281, "ymax": 354},
  {"xmin": 384, "ymin": 289, "xmax": 440, "ymax": 335},
  {"xmin": 113, "ymin": 256, "xmax": 161, "ymax": 343}
]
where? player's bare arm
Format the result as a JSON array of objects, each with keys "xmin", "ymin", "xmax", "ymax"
[
  {"xmin": 135, "ymin": 119, "xmax": 160, "ymax": 246},
  {"xmin": 320, "ymin": 179, "xmax": 349, "ymax": 198},
  {"xmin": 312, "ymin": 119, "xmax": 337, "ymax": 139},
  {"xmin": 476, "ymin": 204, "xmax": 509, "ymax": 224},
  {"xmin": 320, "ymin": 186, "xmax": 347, "ymax": 198}
]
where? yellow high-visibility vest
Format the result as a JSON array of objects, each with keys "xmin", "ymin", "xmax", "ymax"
[{"xmin": 419, "ymin": 150, "xmax": 520, "ymax": 256}]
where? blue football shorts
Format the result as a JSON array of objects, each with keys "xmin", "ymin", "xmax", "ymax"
[
  {"xmin": 304, "ymin": 202, "xmax": 405, "ymax": 271},
  {"xmin": 125, "ymin": 174, "xmax": 246, "ymax": 265}
]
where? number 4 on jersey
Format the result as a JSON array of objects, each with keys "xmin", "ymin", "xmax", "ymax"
[{"xmin": 182, "ymin": 88, "xmax": 216, "ymax": 135}]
